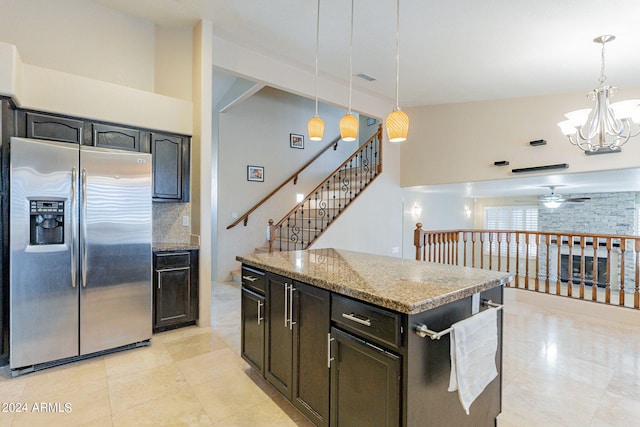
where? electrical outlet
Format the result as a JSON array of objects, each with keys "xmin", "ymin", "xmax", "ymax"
[
  {"xmin": 183, "ymin": 216, "xmax": 190, "ymax": 227},
  {"xmin": 391, "ymin": 246, "xmax": 400, "ymax": 254}
]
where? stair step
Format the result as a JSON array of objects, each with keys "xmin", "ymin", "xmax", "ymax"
[{"xmin": 230, "ymin": 269, "xmax": 242, "ymax": 283}]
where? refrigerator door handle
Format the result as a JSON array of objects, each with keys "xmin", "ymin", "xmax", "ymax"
[
  {"xmin": 81, "ymin": 168, "xmax": 88, "ymax": 288},
  {"xmin": 71, "ymin": 167, "xmax": 77, "ymax": 288}
]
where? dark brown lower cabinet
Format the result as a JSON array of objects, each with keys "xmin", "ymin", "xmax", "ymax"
[
  {"xmin": 241, "ymin": 264, "xmax": 502, "ymax": 427},
  {"xmin": 241, "ymin": 288, "xmax": 265, "ymax": 374},
  {"xmin": 265, "ymin": 273, "xmax": 293, "ymax": 397},
  {"xmin": 153, "ymin": 250, "xmax": 198, "ymax": 332},
  {"xmin": 292, "ymin": 282, "xmax": 330, "ymax": 427},
  {"xmin": 330, "ymin": 327, "xmax": 401, "ymax": 427},
  {"xmin": 265, "ymin": 273, "xmax": 330, "ymax": 427}
]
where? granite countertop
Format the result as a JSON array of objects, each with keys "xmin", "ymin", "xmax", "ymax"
[
  {"xmin": 236, "ymin": 248, "xmax": 512, "ymax": 314},
  {"xmin": 153, "ymin": 242, "xmax": 200, "ymax": 252}
]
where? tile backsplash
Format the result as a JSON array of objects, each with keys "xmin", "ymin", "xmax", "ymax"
[{"xmin": 153, "ymin": 202, "xmax": 191, "ymax": 243}]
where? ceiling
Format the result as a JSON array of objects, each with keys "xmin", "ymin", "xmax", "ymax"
[{"xmin": 94, "ymin": 0, "xmax": 640, "ymax": 198}]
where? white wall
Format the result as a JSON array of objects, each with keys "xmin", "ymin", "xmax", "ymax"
[
  {"xmin": 218, "ymin": 87, "xmax": 354, "ymax": 280},
  {"xmin": 155, "ymin": 26, "xmax": 193, "ymax": 100},
  {"xmin": 0, "ymin": 0, "xmax": 193, "ymax": 133},
  {"xmin": 401, "ymin": 90, "xmax": 640, "ymax": 188},
  {"xmin": 400, "ymin": 190, "xmax": 474, "ymax": 259},
  {"xmin": 0, "ymin": 0, "xmax": 155, "ymax": 92}
]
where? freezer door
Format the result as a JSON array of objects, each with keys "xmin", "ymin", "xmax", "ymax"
[
  {"xmin": 9, "ymin": 137, "xmax": 80, "ymax": 369},
  {"xmin": 79, "ymin": 146, "xmax": 152, "ymax": 355}
]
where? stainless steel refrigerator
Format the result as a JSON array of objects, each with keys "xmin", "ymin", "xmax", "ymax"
[{"xmin": 9, "ymin": 136, "xmax": 152, "ymax": 372}]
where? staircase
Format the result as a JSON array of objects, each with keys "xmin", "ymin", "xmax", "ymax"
[
  {"xmin": 230, "ymin": 125, "xmax": 383, "ymax": 280},
  {"xmin": 268, "ymin": 126, "xmax": 383, "ymax": 253}
]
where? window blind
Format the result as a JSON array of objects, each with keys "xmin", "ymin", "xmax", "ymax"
[{"xmin": 484, "ymin": 206, "xmax": 538, "ymax": 256}]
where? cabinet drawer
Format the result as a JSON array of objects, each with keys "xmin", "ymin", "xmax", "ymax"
[
  {"xmin": 154, "ymin": 252, "xmax": 190, "ymax": 269},
  {"xmin": 331, "ymin": 294, "xmax": 402, "ymax": 349},
  {"xmin": 241, "ymin": 266, "xmax": 265, "ymax": 294}
]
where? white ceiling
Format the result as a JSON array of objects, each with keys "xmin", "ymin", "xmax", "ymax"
[
  {"xmin": 94, "ymin": 0, "xmax": 640, "ymax": 198},
  {"xmin": 95, "ymin": 0, "xmax": 640, "ymax": 106}
]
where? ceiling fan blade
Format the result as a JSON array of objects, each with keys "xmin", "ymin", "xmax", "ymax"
[{"xmin": 565, "ymin": 197, "xmax": 590, "ymax": 202}]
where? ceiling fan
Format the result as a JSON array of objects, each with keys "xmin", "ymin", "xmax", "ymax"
[{"xmin": 540, "ymin": 186, "xmax": 590, "ymax": 208}]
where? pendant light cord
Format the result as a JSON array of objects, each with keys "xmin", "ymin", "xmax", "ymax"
[
  {"xmin": 348, "ymin": 0, "xmax": 354, "ymax": 114},
  {"xmin": 394, "ymin": 0, "xmax": 400, "ymax": 110},
  {"xmin": 314, "ymin": 0, "xmax": 320, "ymax": 116}
]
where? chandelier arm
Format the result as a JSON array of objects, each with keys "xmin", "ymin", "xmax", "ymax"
[
  {"xmin": 576, "ymin": 106, "xmax": 601, "ymax": 142},
  {"xmin": 605, "ymin": 110, "xmax": 625, "ymax": 137}
]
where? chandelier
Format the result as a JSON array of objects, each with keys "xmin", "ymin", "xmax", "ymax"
[{"xmin": 557, "ymin": 35, "xmax": 640, "ymax": 153}]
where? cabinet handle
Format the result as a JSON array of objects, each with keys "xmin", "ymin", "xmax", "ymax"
[
  {"xmin": 342, "ymin": 313, "xmax": 372, "ymax": 327},
  {"xmin": 284, "ymin": 283, "xmax": 289, "ymax": 328},
  {"xmin": 289, "ymin": 285, "xmax": 296, "ymax": 330},
  {"xmin": 242, "ymin": 275, "xmax": 258, "ymax": 282},
  {"xmin": 327, "ymin": 333, "xmax": 335, "ymax": 368},
  {"xmin": 257, "ymin": 300, "xmax": 263, "ymax": 325}
]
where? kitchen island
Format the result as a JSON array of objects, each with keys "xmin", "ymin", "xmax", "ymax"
[{"xmin": 237, "ymin": 248, "xmax": 512, "ymax": 427}]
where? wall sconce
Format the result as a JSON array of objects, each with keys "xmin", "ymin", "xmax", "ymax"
[
  {"xmin": 296, "ymin": 193, "xmax": 304, "ymax": 203},
  {"xmin": 464, "ymin": 206, "xmax": 472, "ymax": 219},
  {"xmin": 411, "ymin": 204, "xmax": 422, "ymax": 219}
]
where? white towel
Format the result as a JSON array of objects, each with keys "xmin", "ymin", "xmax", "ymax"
[{"xmin": 448, "ymin": 307, "xmax": 498, "ymax": 415}]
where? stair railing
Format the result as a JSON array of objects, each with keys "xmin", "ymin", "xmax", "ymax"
[
  {"xmin": 269, "ymin": 124, "xmax": 383, "ymax": 252},
  {"xmin": 226, "ymin": 136, "xmax": 341, "ymax": 229},
  {"xmin": 414, "ymin": 224, "xmax": 640, "ymax": 310}
]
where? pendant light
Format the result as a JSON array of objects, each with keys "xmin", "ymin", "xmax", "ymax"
[
  {"xmin": 339, "ymin": 0, "xmax": 358, "ymax": 142},
  {"xmin": 385, "ymin": 0, "xmax": 409, "ymax": 142},
  {"xmin": 307, "ymin": 0, "xmax": 324, "ymax": 141}
]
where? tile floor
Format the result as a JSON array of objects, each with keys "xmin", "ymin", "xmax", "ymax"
[{"xmin": 0, "ymin": 282, "xmax": 638, "ymax": 426}]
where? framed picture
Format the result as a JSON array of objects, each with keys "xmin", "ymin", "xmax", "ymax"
[
  {"xmin": 290, "ymin": 133, "xmax": 304, "ymax": 149},
  {"xmin": 247, "ymin": 165, "xmax": 264, "ymax": 182}
]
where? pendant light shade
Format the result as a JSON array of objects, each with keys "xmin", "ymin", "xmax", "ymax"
[
  {"xmin": 340, "ymin": 113, "xmax": 358, "ymax": 141},
  {"xmin": 340, "ymin": 0, "xmax": 358, "ymax": 142},
  {"xmin": 385, "ymin": 0, "xmax": 409, "ymax": 143},
  {"xmin": 386, "ymin": 108, "xmax": 409, "ymax": 142},
  {"xmin": 308, "ymin": 115, "xmax": 325, "ymax": 141},
  {"xmin": 308, "ymin": 0, "xmax": 324, "ymax": 141}
]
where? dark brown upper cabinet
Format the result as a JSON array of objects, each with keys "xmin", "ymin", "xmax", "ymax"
[
  {"xmin": 91, "ymin": 123, "xmax": 142, "ymax": 152},
  {"xmin": 152, "ymin": 132, "xmax": 190, "ymax": 202},
  {"xmin": 22, "ymin": 112, "xmax": 85, "ymax": 144}
]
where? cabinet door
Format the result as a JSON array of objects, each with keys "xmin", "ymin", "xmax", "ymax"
[
  {"xmin": 155, "ymin": 267, "xmax": 191, "ymax": 328},
  {"xmin": 241, "ymin": 288, "xmax": 265, "ymax": 374},
  {"xmin": 152, "ymin": 133, "xmax": 183, "ymax": 200},
  {"xmin": 292, "ymin": 282, "xmax": 330, "ymax": 427},
  {"xmin": 92, "ymin": 123, "xmax": 140, "ymax": 151},
  {"xmin": 330, "ymin": 327, "xmax": 401, "ymax": 427},
  {"xmin": 24, "ymin": 112, "xmax": 85, "ymax": 144},
  {"xmin": 265, "ymin": 273, "xmax": 293, "ymax": 398}
]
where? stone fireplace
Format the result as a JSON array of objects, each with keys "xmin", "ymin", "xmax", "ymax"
[{"xmin": 538, "ymin": 192, "xmax": 638, "ymax": 290}]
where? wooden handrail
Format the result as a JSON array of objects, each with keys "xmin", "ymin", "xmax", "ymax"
[
  {"xmin": 414, "ymin": 224, "xmax": 640, "ymax": 310},
  {"xmin": 227, "ymin": 135, "xmax": 341, "ymax": 229}
]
